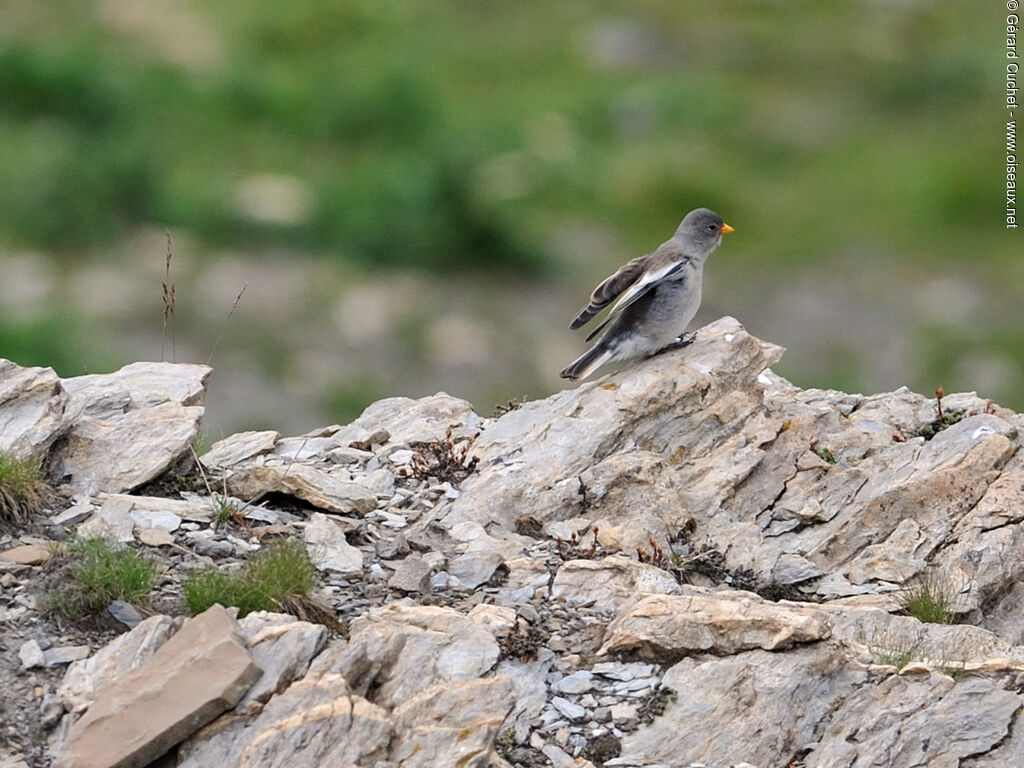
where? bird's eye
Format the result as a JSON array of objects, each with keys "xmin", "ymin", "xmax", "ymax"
[{"xmin": 707, "ymin": 224, "xmax": 718, "ymax": 232}]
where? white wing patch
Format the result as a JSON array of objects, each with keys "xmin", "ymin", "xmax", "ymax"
[{"xmin": 605, "ymin": 258, "xmax": 685, "ymax": 318}]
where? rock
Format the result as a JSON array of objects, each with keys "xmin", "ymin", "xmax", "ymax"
[
  {"xmin": 95, "ymin": 492, "xmax": 217, "ymax": 524},
  {"xmin": 52, "ymin": 362, "xmax": 211, "ymax": 493},
  {"xmin": 53, "ymin": 605, "xmax": 259, "ymax": 768},
  {"xmin": 235, "ymin": 612, "xmax": 328, "ymax": 711},
  {"xmin": 448, "ymin": 550, "xmax": 506, "ymax": 589},
  {"xmin": 226, "ymin": 463, "xmax": 379, "ymax": 515},
  {"xmin": 619, "ymin": 645, "xmax": 869, "ymax": 766},
  {"xmin": 551, "ymin": 555, "xmax": 682, "ymax": 613},
  {"xmin": 599, "ymin": 590, "xmax": 831, "ymax": 662},
  {"xmin": 57, "ymin": 615, "xmax": 181, "ymax": 716},
  {"xmin": 185, "ymin": 529, "xmax": 234, "ymax": 558},
  {"xmin": 128, "ymin": 505, "xmax": 182, "ymax": 532},
  {"xmin": 389, "ymin": 677, "xmax": 515, "ymax": 767},
  {"xmin": 199, "ymin": 430, "xmax": 279, "ymax": 470},
  {"xmin": 303, "ymin": 513, "xmax": 363, "ymax": 575},
  {"xmin": 338, "ymin": 603, "xmax": 501, "ymax": 709},
  {"xmin": 551, "ymin": 695, "xmax": 587, "ymax": 721},
  {"xmin": 6, "ymin": 318, "xmax": 1024, "ymax": 767},
  {"xmin": 0, "ymin": 359, "xmax": 67, "ymax": 459},
  {"xmin": 50, "ymin": 502, "xmax": 94, "ymax": 527},
  {"xmin": 18, "ymin": 639, "xmax": 45, "ymax": 670},
  {"xmin": 107, "ymin": 600, "xmax": 145, "ymax": 629},
  {"xmin": 0, "ymin": 544, "xmax": 51, "ymax": 565},
  {"xmin": 75, "ymin": 495, "xmax": 135, "ymax": 543},
  {"xmin": 42, "ymin": 646, "xmax": 91, "ymax": 667},
  {"xmin": 805, "ymin": 674, "xmax": 1021, "ymax": 766},
  {"xmin": 553, "ymin": 670, "xmax": 594, "ymax": 694},
  {"xmin": 387, "ymin": 555, "xmax": 433, "ymax": 593},
  {"xmin": 176, "ymin": 654, "xmax": 392, "ymax": 768},
  {"xmin": 338, "ymin": 392, "xmax": 482, "ymax": 447},
  {"xmin": 443, "ymin": 317, "xmax": 782, "ymax": 537},
  {"xmin": 136, "ymin": 527, "xmax": 175, "ymax": 547}
]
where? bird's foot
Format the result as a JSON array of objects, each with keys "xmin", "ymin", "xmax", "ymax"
[{"xmin": 656, "ymin": 332, "xmax": 697, "ymax": 354}]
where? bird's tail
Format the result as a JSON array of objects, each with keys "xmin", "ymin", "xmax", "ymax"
[{"xmin": 560, "ymin": 344, "xmax": 613, "ymax": 381}]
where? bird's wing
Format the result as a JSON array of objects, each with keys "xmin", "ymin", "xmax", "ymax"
[{"xmin": 569, "ymin": 247, "xmax": 687, "ymax": 337}]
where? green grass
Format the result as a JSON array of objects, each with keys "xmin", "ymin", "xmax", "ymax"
[
  {"xmin": 183, "ymin": 538, "xmax": 317, "ymax": 617},
  {"xmin": 898, "ymin": 573, "xmax": 959, "ymax": 625},
  {"xmin": 39, "ymin": 537, "xmax": 162, "ymax": 618},
  {"xmin": 0, "ymin": 453, "xmax": 47, "ymax": 526}
]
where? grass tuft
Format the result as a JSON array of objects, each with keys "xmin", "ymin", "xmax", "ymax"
[
  {"xmin": 0, "ymin": 453, "xmax": 48, "ymax": 526},
  {"xmin": 898, "ymin": 572, "xmax": 960, "ymax": 625},
  {"xmin": 39, "ymin": 537, "xmax": 162, "ymax": 619},
  {"xmin": 183, "ymin": 538, "xmax": 318, "ymax": 618}
]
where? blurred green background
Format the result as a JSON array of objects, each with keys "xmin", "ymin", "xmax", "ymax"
[{"xmin": 0, "ymin": 0, "xmax": 1018, "ymax": 437}]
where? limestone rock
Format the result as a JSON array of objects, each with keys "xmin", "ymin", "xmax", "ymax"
[
  {"xmin": 338, "ymin": 603, "xmax": 501, "ymax": 709},
  {"xmin": 53, "ymin": 605, "xmax": 259, "ymax": 768},
  {"xmin": 227, "ymin": 463, "xmax": 378, "ymax": 515},
  {"xmin": 176, "ymin": 657, "xmax": 392, "ymax": 768},
  {"xmin": 388, "ymin": 555, "xmax": 433, "ymax": 593},
  {"xmin": 235, "ymin": 611, "xmax": 328, "ymax": 711},
  {"xmin": 551, "ymin": 555, "xmax": 682, "ymax": 613},
  {"xmin": 619, "ymin": 645, "xmax": 870, "ymax": 765},
  {"xmin": 0, "ymin": 544, "xmax": 51, "ymax": 565},
  {"xmin": 389, "ymin": 677, "xmax": 515, "ymax": 767},
  {"xmin": 199, "ymin": 429, "xmax": 279, "ymax": 470},
  {"xmin": 599, "ymin": 589, "xmax": 831, "ymax": 662},
  {"xmin": 51, "ymin": 362, "xmax": 211, "ymax": 494},
  {"xmin": 303, "ymin": 512, "xmax": 364, "ymax": 575},
  {"xmin": 0, "ymin": 359, "xmax": 67, "ymax": 459},
  {"xmin": 57, "ymin": 615, "xmax": 181, "ymax": 716},
  {"xmin": 338, "ymin": 392, "xmax": 482, "ymax": 447}
]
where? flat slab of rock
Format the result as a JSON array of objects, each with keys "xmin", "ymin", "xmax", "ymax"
[
  {"xmin": 0, "ymin": 543, "xmax": 52, "ymax": 565},
  {"xmin": 53, "ymin": 605, "xmax": 260, "ymax": 768},
  {"xmin": 199, "ymin": 430, "xmax": 279, "ymax": 470},
  {"xmin": 599, "ymin": 590, "xmax": 831, "ymax": 662},
  {"xmin": 227, "ymin": 463, "xmax": 378, "ymax": 515}
]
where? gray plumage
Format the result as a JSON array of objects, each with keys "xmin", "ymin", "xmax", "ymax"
[{"xmin": 560, "ymin": 207, "xmax": 733, "ymax": 381}]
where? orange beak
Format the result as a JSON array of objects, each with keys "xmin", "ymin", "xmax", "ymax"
[{"xmin": 721, "ymin": 223, "xmax": 735, "ymax": 234}]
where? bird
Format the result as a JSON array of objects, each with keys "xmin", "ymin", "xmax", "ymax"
[{"xmin": 560, "ymin": 207, "xmax": 734, "ymax": 381}]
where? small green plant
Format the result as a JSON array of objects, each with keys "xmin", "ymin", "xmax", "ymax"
[
  {"xmin": 898, "ymin": 572, "xmax": 960, "ymax": 624},
  {"xmin": 495, "ymin": 727, "xmax": 517, "ymax": 761},
  {"xmin": 918, "ymin": 386, "xmax": 966, "ymax": 440},
  {"xmin": 499, "ymin": 616, "xmax": 547, "ymax": 662},
  {"xmin": 491, "ymin": 396, "xmax": 527, "ymax": 418},
  {"xmin": 40, "ymin": 537, "xmax": 161, "ymax": 618},
  {"xmin": 0, "ymin": 452, "xmax": 47, "ymax": 526},
  {"xmin": 810, "ymin": 441, "xmax": 837, "ymax": 464},
  {"xmin": 875, "ymin": 644, "xmax": 920, "ymax": 670},
  {"xmin": 184, "ymin": 538, "xmax": 317, "ymax": 618}
]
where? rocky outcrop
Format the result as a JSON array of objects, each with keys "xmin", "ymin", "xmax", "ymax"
[{"xmin": 3, "ymin": 316, "xmax": 1024, "ymax": 768}]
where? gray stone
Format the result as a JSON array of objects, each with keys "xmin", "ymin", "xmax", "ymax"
[
  {"xmin": 43, "ymin": 646, "xmax": 91, "ymax": 667},
  {"xmin": 227, "ymin": 463, "xmax": 379, "ymax": 516},
  {"xmin": 53, "ymin": 605, "xmax": 259, "ymax": 768},
  {"xmin": 53, "ymin": 362, "xmax": 210, "ymax": 493},
  {"xmin": 388, "ymin": 556, "xmax": 433, "ymax": 593},
  {"xmin": 199, "ymin": 430, "xmax": 279, "ymax": 469},
  {"xmin": 550, "ymin": 696, "xmax": 587, "ymax": 721},
  {"xmin": 303, "ymin": 513, "xmax": 363, "ymax": 575},
  {"xmin": 0, "ymin": 359, "xmax": 68, "ymax": 459},
  {"xmin": 448, "ymin": 550, "xmax": 506, "ymax": 589},
  {"xmin": 18, "ymin": 639, "xmax": 45, "ymax": 670}
]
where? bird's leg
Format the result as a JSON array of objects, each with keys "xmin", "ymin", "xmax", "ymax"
[{"xmin": 656, "ymin": 332, "xmax": 697, "ymax": 354}]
